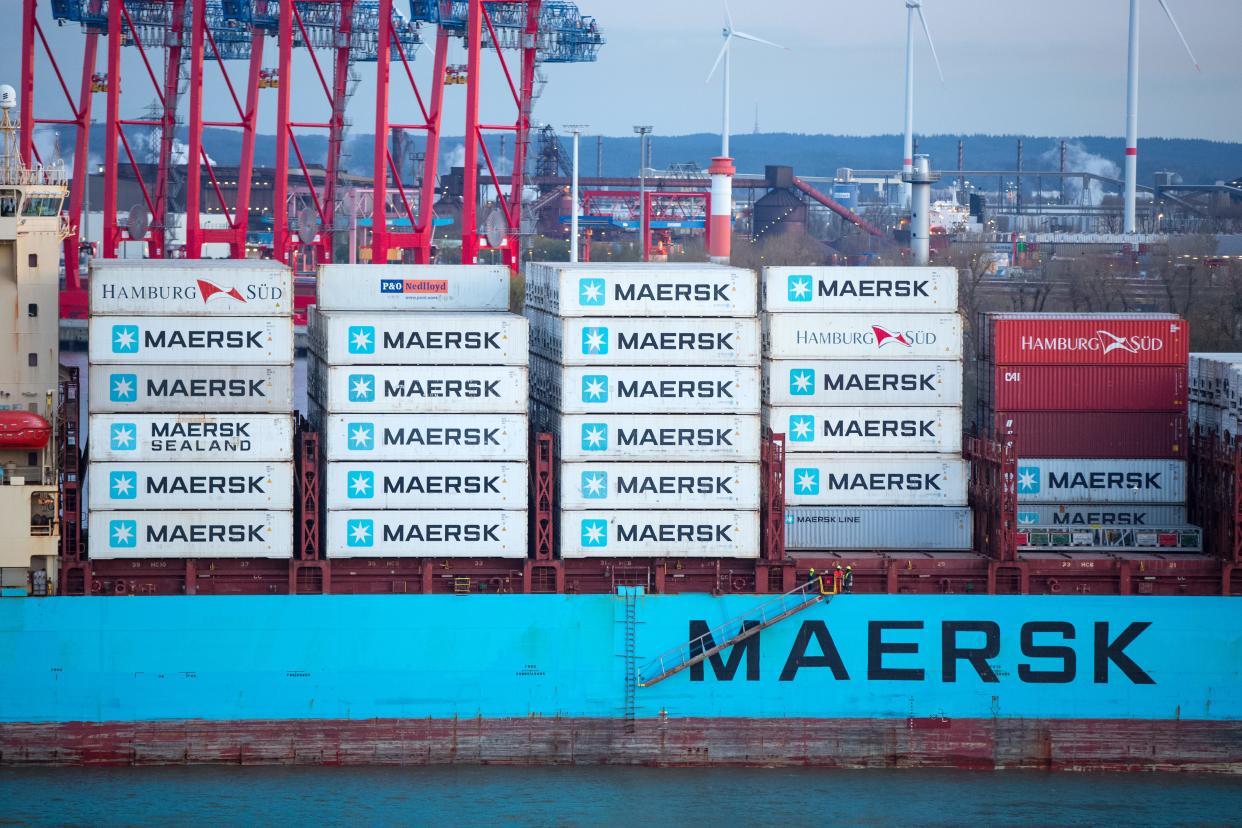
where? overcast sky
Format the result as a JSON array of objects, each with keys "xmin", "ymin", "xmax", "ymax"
[{"xmin": 9, "ymin": 0, "xmax": 1242, "ymax": 141}]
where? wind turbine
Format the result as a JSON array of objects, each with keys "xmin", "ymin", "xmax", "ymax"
[
  {"xmin": 1123, "ymin": 0, "xmax": 1200, "ymax": 234},
  {"xmin": 902, "ymin": 0, "xmax": 943, "ymax": 208}
]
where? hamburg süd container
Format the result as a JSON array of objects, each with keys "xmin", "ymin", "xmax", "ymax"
[
  {"xmin": 1016, "ymin": 503, "xmax": 1189, "ymax": 528},
  {"xmin": 784, "ymin": 455, "xmax": 969, "ymax": 506},
  {"xmin": 995, "ymin": 411, "xmax": 1186, "ymax": 459},
  {"xmin": 983, "ymin": 364, "xmax": 1186, "ymax": 412},
  {"xmin": 326, "ymin": 510, "xmax": 526, "ymax": 557},
  {"xmin": 87, "ymin": 510, "xmax": 294, "ymax": 559},
  {"xmin": 784, "ymin": 505, "xmax": 973, "ymax": 551},
  {"xmin": 762, "ymin": 266, "xmax": 958, "ymax": 312},
  {"xmin": 89, "ymin": 259, "xmax": 293, "ymax": 316},
  {"xmin": 525, "ymin": 310, "xmax": 760, "ymax": 367},
  {"xmin": 88, "ymin": 462, "xmax": 295, "ymax": 511},
  {"xmin": 88, "ymin": 316, "xmax": 294, "ymax": 364},
  {"xmin": 1016, "ymin": 459, "xmax": 1186, "ymax": 504},
  {"xmin": 307, "ymin": 309, "xmax": 529, "ymax": 366},
  {"xmin": 88, "ymin": 414, "xmax": 295, "ymax": 462},
  {"xmin": 767, "ymin": 405, "xmax": 962, "ymax": 453},
  {"xmin": 316, "ymin": 264, "xmax": 511, "ymax": 312},
  {"xmin": 981, "ymin": 313, "xmax": 1188, "ymax": 366},
  {"xmin": 529, "ymin": 356, "xmax": 760, "ymax": 414},
  {"xmin": 88, "ymin": 364, "xmax": 294, "ymax": 413},
  {"xmin": 316, "ymin": 412, "xmax": 529, "ymax": 461},
  {"xmin": 559, "ymin": 510, "xmax": 760, "ymax": 558},
  {"xmin": 541, "ymin": 412, "xmax": 762, "ymax": 462},
  {"xmin": 559, "ymin": 462, "xmax": 760, "ymax": 510},
  {"xmin": 325, "ymin": 462, "xmax": 528, "ymax": 510},
  {"xmin": 764, "ymin": 313, "xmax": 963, "ymax": 360},
  {"xmin": 524, "ymin": 261, "xmax": 757, "ymax": 317},
  {"xmin": 308, "ymin": 362, "xmax": 527, "ymax": 414},
  {"xmin": 764, "ymin": 359, "xmax": 963, "ymax": 407}
]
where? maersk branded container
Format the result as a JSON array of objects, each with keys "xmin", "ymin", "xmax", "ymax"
[
  {"xmin": 543, "ymin": 413, "xmax": 762, "ymax": 462},
  {"xmin": 784, "ymin": 454, "xmax": 969, "ymax": 506},
  {"xmin": 88, "ymin": 316, "xmax": 294, "ymax": 364},
  {"xmin": 559, "ymin": 462, "xmax": 760, "ymax": 510},
  {"xmin": 316, "ymin": 264, "xmax": 510, "ymax": 312},
  {"xmin": 983, "ymin": 364, "xmax": 1187, "ymax": 411},
  {"xmin": 784, "ymin": 506, "xmax": 972, "ymax": 551},
  {"xmin": 88, "ymin": 414, "xmax": 295, "ymax": 462},
  {"xmin": 559, "ymin": 509, "xmax": 760, "ymax": 558},
  {"xmin": 307, "ymin": 309, "xmax": 528, "ymax": 366},
  {"xmin": 325, "ymin": 510, "xmax": 526, "ymax": 558},
  {"xmin": 980, "ymin": 313, "xmax": 1188, "ymax": 366},
  {"xmin": 1016, "ymin": 459, "xmax": 1186, "ymax": 504},
  {"xmin": 1016, "ymin": 504, "xmax": 1188, "ymax": 528},
  {"xmin": 524, "ymin": 262, "xmax": 757, "ymax": 317},
  {"xmin": 525, "ymin": 310, "xmax": 760, "ymax": 367},
  {"xmin": 764, "ymin": 360, "xmax": 963, "ymax": 407},
  {"xmin": 317, "ymin": 412, "xmax": 528, "ymax": 461},
  {"xmin": 529, "ymin": 356, "xmax": 760, "ymax": 414},
  {"xmin": 996, "ymin": 411, "xmax": 1186, "ymax": 459},
  {"xmin": 324, "ymin": 462, "xmax": 527, "ymax": 510},
  {"xmin": 763, "ymin": 313, "xmax": 962, "ymax": 360},
  {"xmin": 766, "ymin": 405, "xmax": 962, "ymax": 453},
  {"xmin": 88, "ymin": 364, "xmax": 294, "ymax": 413},
  {"xmin": 308, "ymin": 362, "xmax": 527, "ymax": 414},
  {"xmin": 762, "ymin": 266, "xmax": 958, "ymax": 313},
  {"xmin": 88, "ymin": 462, "xmax": 294, "ymax": 510},
  {"xmin": 87, "ymin": 510, "xmax": 293, "ymax": 559},
  {"xmin": 89, "ymin": 260, "xmax": 293, "ymax": 316}
]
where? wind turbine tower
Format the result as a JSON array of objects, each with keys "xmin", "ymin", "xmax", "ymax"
[{"xmin": 902, "ymin": 0, "xmax": 942, "ymax": 208}]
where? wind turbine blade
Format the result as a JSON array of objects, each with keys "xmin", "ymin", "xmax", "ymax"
[
  {"xmin": 724, "ymin": 0, "xmax": 734, "ymax": 32},
  {"xmin": 731, "ymin": 30, "xmax": 787, "ymax": 50},
  {"xmin": 706, "ymin": 38, "xmax": 730, "ymax": 83},
  {"xmin": 1156, "ymin": 0, "xmax": 1202, "ymax": 72},
  {"xmin": 916, "ymin": 6, "xmax": 945, "ymax": 82}
]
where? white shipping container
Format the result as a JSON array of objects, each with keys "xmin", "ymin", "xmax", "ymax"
[
  {"xmin": 764, "ymin": 360, "xmax": 963, "ymax": 407},
  {"xmin": 764, "ymin": 313, "xmax": 963, "ymax": 360},
  {"xmin": 317, "ymin": 412, "xmax": 528, "ymax": 461},
  {"xmin": 766, "ymin": 405, "xmax": 963, "ymax": 453},
  {"xmin": 784, "ymin": 454, "xmax": 969, "ymax": 506},
  {"xmin": 89, "ymin": 260, "xmax": 292, "ymax": 316},
  {"xmin": 316, "ymin": 264, "xmax": 510, "ymax": 311},
  {"xmin": 762, "ymin": 266, "xmax": 958, "ymax": 312},
  {"xmin": 559, "ymin": 510, "xmax": 760, "ymax": 558},
  {"xmin": 88, "ymin": 316, "xmax": 294, "ymax": 364},
  {"xmin": 88, "ymin": 364, "xmax": 294, "ymax": 413},
  {"xmin": 1016, "ymin": 504, "xmax": 1189, "ymax": 528},
  {"xmin": 560, "ymin": 462, "xmax": 760, "ymax": 510},
  {"xmin": 88, "ymin": 414, "xmax": 294, "ymax": 462},
  {"xmin": 88, "ymin": 462, "xmax": 294, "ymax": 510},
  {"xmin": 309, "ymin": 361, "xmax": 527, "ymax": 413},
  {"xmin": 326, "ymin": 510, "xmax": 526, "ymax": 558},
  {"xmin": 544, "ymin": 412, "xmax": 762, "ymax": 462},
  {"xmin": 524, "ymin": 261, "xmax": 757, "ymax": 317},
  {"xmin": 307, "ymin": 309, "xmax": 528, "ymax": 366},
  {"xmin": 1016, "ymin": 459, "xmax": 1186, "ymax": 504},
  {"xmin": 88, "ymin": 510, "xmax": 293, "ymax": 559},
  {"xmin": 529, "ymin": 356, "xmax": 760, "ymax": 414},
  {"xmin": 325, "ymin": 462, "xmax": 527, "ymax": 509},
  {"xmin": 525, "ymin": 310, "xmax": 760, "ymax": 366},
  {"xmin": 785, "ymin": 506, "xmax": 973, "ymax": 551}
]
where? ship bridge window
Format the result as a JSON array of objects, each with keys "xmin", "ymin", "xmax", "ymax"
[
  {"xmin": 0, "ymin": 190, "xmax": 17, "ymax": 216},
  {"xmin": 21, "ymin": 196, "xmax": 62, "ymax": 217}
]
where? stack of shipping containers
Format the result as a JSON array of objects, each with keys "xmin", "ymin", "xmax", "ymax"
[
  {"xmin": 525, "ymin": 263, "xmax": 762, "ymax": 558},
  {"xmin": 1189, "ymin": 354, "xmax": 1242, "ymax": 438},
  {"xmin": 308, "ymin": 265, "xmax": 529, "ymax": 558},
  {"xmin": 86, "ymin": 261, "xmax": 295, "ymax": 558},
  {"xmin": 761, "ymin": 267, "xmax": 971, "ymax": 551},
  {"xmin": 978, "ymin": 312, "xmax": 1199, "ymax": 549}
]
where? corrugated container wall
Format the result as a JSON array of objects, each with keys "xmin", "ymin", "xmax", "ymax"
[
  {"xmin": 1016, "ymin": 504, "xmax": 1189, "ymax": 527},
  {"xmin": 762, "ymin": 266, "xmax": 958, "ymax": 312},
  {"xmin": 559, "ymin": 463, "xmax": 761, "ymax": 510},
  {"xmin": 88, "ymin": 414, "xmax": 295, "ymax": 462},
  {"xmin": 88, "ymin": 316, "xmax": 295, "ymax": 365},
  {"xmin": 983, "ymin": 365, "xmax": 1187, "ymax": 412},
  {"xmin": 89, "ymin": 260, "xmax": 293, "ymax": 316},
  {"xmin": 525, "ymin": 262, "xmax": 758, "ymax": 317},
  {"xmin": 315, "ymin": 412, "xmax": 529, "ymax": 462},
  {"xmin": 325, "ymin": 510, "xmax": 527, "ymax": 558},
  {"xmin": 1016, "ymin": 459, "xmax": 1186, "ymax": 504},
  {"xmin": 315, "ymin": 264, "xmax": 511, "ymax": 312},
  {"xmin": 308, "ymin": 309, "xmax": 528, "ymax": 366},
  {"xmin": 784, "ymin": 506, "xmax": 973, "ymax": 551},
  {"xmin": 323, "ymin": 462, "xmax": 528, "ymax": 510},
  {"xmin": 559, "ymin": 510, "xmax": 760, "ymax": 558},
  {"xmin": 88, "ymin": 364, "xmax": 294, "ymax": 413},
  {"xmin": 764, "ymin": 313, "xmax": 963, "ymax": 360},
  {"xmin": 981, "ymin": 314, "xmax": 1188, "ymax": 366},
  {"xmin": 996, "ymin": 411, "xmax": 1186, "ymax": 459},
  {"xmin": 88, "ymin": 462, "xmax": 295, "ymax": 511},
  {"xmin": 88, "ymin": 510, "xmax": 294, "ymax": 558}
]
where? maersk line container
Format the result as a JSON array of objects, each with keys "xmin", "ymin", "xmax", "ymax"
[
  {"xmin": 88, "ymin": 316, "xmax": 294, "ymax": 364},
  {"xmin": 88, "ymin": 462, "xmax": 294, "ymax": 510},
  {"xmin": 762, "ymin": 266, "xmax": 958, "ymax": 312},
  {"xmin": 995, "ymin": 411, "xmax": 1186, "ymax": 459},
  {"xmin": 88, "ymin": 414, "xmax": 295, "ymax": 462},
  {"xmin": 545, "ymin": 412, "xmax": 762, "ymax": 462},
  {"xmin": 525, "ymin": 309, "xmax": 760, "ymax": 367},
  {"xmin": 307, "ymin": 309, "xmax": 528, "ymax": 366},
  {"xmin": 559, "ymin": 509, "xmax": 760, "ymax": 558},
  {"xmin": 1016, "ymin": 504, "xmax": 1188, "ymax": 528},
  {"xmin": 89, "ymin": 260, "xmax": 293, "ymax": 316},
  {"xmin": 88, "ymin": 364, "xmax": 294, "ymax": 413},
  {"xmin": 764, "ymin": 359, "xmax": 963, "ymax": 407},
  {"xmin": 87, "ymin": 510, "xmax": 294, "ymax": 559},
  {"xmin": 784, "ymin": 506, "xmax": 972, "ymax": 551},
  {"xmin": 1016, "ymin": 459, "xmax": 1186, "ymax": 504},
  {"xmin": 560, "ymin": 462, "xmax": 760, "ymax": 510},
  {"xmin": 325, "ymin": 462, "xmax": 527, "ymax": 510},
  {"xmin": 766, "ymin": 406, "xmax": 962, "ymax": 453},
  {"xmin": 317, "ymin": 412, "xmax": 528, "ymax": 461},
  {"xmin": 316, "ymin": 264, "xmax": 510, "ymax": 311},
  {"xmin": 763, "ymin": 313, "xmax": 962, "ymax": 360},
  {"xmin": 326, "ymin": 510, "xmax": 526, "ymax": 558},
  {"xmin": 524, "ymin": 261, "xmax": 757, "ymax": 317},
  {"xmin": 784, "ymin": 455, "xmax": 969, "ymax": 506},
  {"xmin": 308, "ymin": 361, "xmax": 527, "ymax": 413},
  {"xmin": 980, "ymin": 313, "xmax": 1188, "ymax": 366},
  {"xmin": 529, "ymin": 356, "xmax": 760, "ymax": 414},
  {"xmin": 982, "ymin": 364, "xmax": 1187, "ymax": 412}
]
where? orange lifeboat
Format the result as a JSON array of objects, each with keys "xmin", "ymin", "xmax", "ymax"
[{"xmin": 0, "ymin": 411, "xmax": 52, "ymax": 450}]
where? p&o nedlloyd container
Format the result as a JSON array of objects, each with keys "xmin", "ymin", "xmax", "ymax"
[
  {"xmin": 88, "ymin": 462, "xmax": 295, "ymax": 511},
  {"xmin": 525, "ymin": 310, "xmax": 760, "ymax": 367},
  {"xmin": 768, "ymin": 405, "xmax": 963, "ymax": 453},
  {"xmin": 88, "ymin": 316, "xmax": 294, "ymax": 365},
  {"xmin": 308, "ymin": 363, "xmax": 527, "ymax": 414},
  {"xmin": 559, "ymin": 510, "xmax": 760, "ymax": 558},
  {"xmin": 315, "ymin": 264, "xmax": 510, "ymax": 312},
  {"xmin": 784, "ymin": 505, "xmax": 972, "ymax": 551},
  {"xmin": 89, "ymin": 259, "xmax": 293, "ymax": 316},
  {"xmin": 317, "ymin": 413, "xmax": 528, "ymax": 462},
  {"xmin": 764, "ymin": 360, "xmax": 962, "ymax": 407},
  {"xmin": 307, "ymin": 309, "xmax": 528, "ymax": 366},
  {"xmin": 88, "ymin": 364, "xmax": 294, "ymax": 413},
  {"xmin": 325, "ymin": 462, "xmax": 527, "ymax": 510},
  {"xmin": 326, "ymin": 510, "xmax": 525, "ymax": 557},
  {"xmin": 88, "ymin": 414, "xmax": 295, "ymax": 462},
  {"xmin": 762, "ymin": 266, "xmax": 958, "ymax": 312},
  {"xmin": 546, "ymin": 413, "xmax": 761, "ymax": 462},
  {"xmin": 1016, "ymin": 459, "xmax": 1186, "ymax": 504},
  {"xmin": 763, "ymin": 313, "xmax": 963, "ymax": 360},
  {"xmin": 87, "ymin": 510, "xmax": 294, "ymax": 559},
  {"xmin": 785, "ymin": 454, "xmax": 969, "ymax": 506},
  {"xmin": 524, "ymin": 262, "xmax": 757, "ymax": 317},
  {"xmin": 529, "ymin": 358, "xmax": 760, "ymax": 414},
  {"xmin": 559, "ymin": 462, "xmax": 760, "ymax": 510},
  {"xmin": 1016, "ymin": 504, "xmax": 1189, "ymax": 528}
]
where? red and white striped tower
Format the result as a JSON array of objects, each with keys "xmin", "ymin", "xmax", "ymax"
[{"xmin": 708, "ymin": 156, "xmax": 734, "ymax": 263}]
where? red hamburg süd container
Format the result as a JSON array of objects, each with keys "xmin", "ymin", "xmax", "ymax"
[
  {"xmin": 984, "ymin": 314, "xmax": 1188, "ymax": 366},
  {"xmin": 985, "ymin": 365, "xmax": 1187, "ymax": 412},
  {"xmin": 996, "ymin": 411, "xmax": 1186, "ymax": 459}
]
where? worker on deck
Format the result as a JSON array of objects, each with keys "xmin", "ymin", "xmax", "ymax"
[
  {"xmin": 807, "ymin": 568, "xmax": 818, "ymax": 592},
  {"xmin": 843, "ymin": 566, "xmax": 854, "ymax": 594},
  {"xmin": 833, "ymin": 564, "xmax": 844, "ymax": 594}
]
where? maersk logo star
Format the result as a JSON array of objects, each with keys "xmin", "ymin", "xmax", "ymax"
[
  {"xmin": 793, "ymin": 467, "xmax": 820, "ymax": 495},
  {"xmin": 580, "ymin": 518, "xmax": 608, "ymax": 548},
  {"xmin": 348, "ymin": 422, "xmax": 374, "ymax": 450},
  {"xmin": 789, "ymin": 368, "xmax": 815, "ymax": 396},
  {"xmin": 582, "ymin": 327, "xmax": 609, "ymax": 355},
  {"xmin": 346, "ymin": 518, "xmax": 374, "ymax": 547},
  {"xmin": 110, "ymin": 423, "xmax": 137, "ymax": 451},
  {"xmin": 582, "ymin": 375, "xmax": 609, "ymax": 403},
  {"xmin": 787, "ymin": 274, "xmax": 813, "ymax": 302},
  {"xmin": 109, "ymin": 373, "xmax": 138, "ymax": 403},
  {"xmin": 347, "ymin": 470, "xmax": 374, "ymax": 499},
  {"xmin": 348, "ymin": 325, "xmax": 375, "ymax": 354},
  {"xmin": 581, "ymin": 423, "xmax": 608, "ymax": 451},
  {"xmin": 348, "ymin": 374, "xmax": 375, "ymax": 402},
  {"xmin": 109, "ymin": 519, "xmax": 137, "ymax": 548},
  {"xmin": 579, "ymin": 278, "xmax": 606, "ymax": 306},
  {"xmin": 1017, "ymin": 511, "xmax": 1039, "ymax": 525},
  {"xmin": 109, "ymin": 470, "xmax": 138, "ymax": 500},
  {"xmin": 1017, "ymin": 466, "xmax": 1040, "ymax": 494},
  {"xmin": 789, "ymin": 414, "xmax": 815, "ymax": 442},
  {"xmin": 111, "ymin": 324, "xmax": 140, "ymax": 353},
  {"xmin": 581, "ymin": 471, "xmax": 608, "ymax": 499}
]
